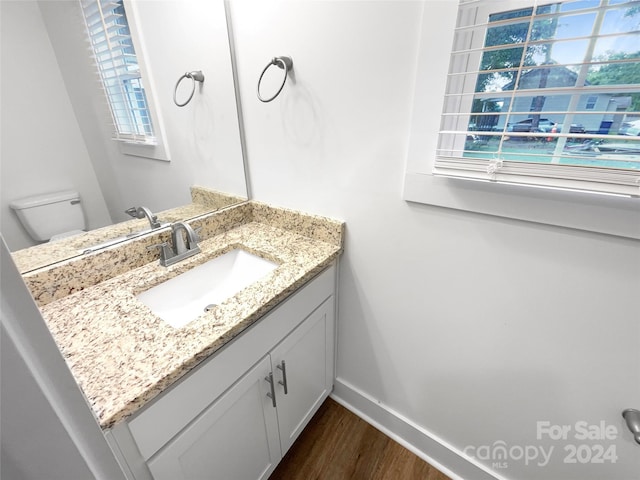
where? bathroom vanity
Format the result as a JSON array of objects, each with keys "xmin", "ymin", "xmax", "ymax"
[
  {"xmin": 28, "ymin": 201, "xmax": 344, "ymax": 480},
  {"xmin": 110, "ymin": 265, "xmax": 335, "ymax": 480}
]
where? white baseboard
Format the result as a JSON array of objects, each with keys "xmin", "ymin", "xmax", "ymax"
[{"xmin": 331, "ymin": 377, "xmax": 507, "ymax": 480}]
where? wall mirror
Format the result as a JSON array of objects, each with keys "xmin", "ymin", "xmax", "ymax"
[{"xmin": 0, "ymin": 0, "xmax": 249, "ymax": 273}]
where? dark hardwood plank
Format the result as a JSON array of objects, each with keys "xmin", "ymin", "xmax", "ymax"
[{"xmin": 269, "ymin": 398, "xmax": 452, "ymax": 480}]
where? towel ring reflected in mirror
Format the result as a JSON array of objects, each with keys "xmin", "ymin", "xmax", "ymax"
[{"xmin": 173, "ymin": 70, "xmax": 205, "ymax": 107}]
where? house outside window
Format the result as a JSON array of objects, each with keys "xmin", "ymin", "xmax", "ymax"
[{"xmin": 436, "ymin": 0, "xmax": 640, "ymax": 197}]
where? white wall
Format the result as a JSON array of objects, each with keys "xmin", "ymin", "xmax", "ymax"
[
  {"xmin": 1, "ymin": 325, "xmax": 94, "ymax": 480},
  {"xmin": 1, "ymin": 237, "xmax": 126, "ymax": 480},
  {"xmin": 230, "ymin": 1, "xmax": 640, "ymax": 479},
  {"xmin": 38, "ymin": 0, "xmax": 247, "ymax": 225},
  {"xmin": 0, "ymin": 0, "xmax": 112, "ymax": 251}
]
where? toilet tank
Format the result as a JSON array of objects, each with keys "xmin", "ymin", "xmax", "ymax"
[{"xmin": 9, "ymin": 191, "xmax": 87, "ymax": 242}]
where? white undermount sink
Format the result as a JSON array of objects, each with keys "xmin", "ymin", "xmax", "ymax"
[{"xmin": 136, "ymin": 249, "xmax": 278, "ymax": 329}]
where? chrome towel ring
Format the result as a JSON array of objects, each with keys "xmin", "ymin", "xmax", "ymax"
[
  {"xmin": 173, "ymin": 70, "xmax": 205, "ymax": 107},
  {"xmin": 257, "ymin": 56, "xmax": 293, "ymax": 103}
]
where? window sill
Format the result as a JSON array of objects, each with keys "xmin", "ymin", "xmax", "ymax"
[
  {"xmin": 119, "ymin": 140, "xmax": 170, "ymax": 162},
  {"xmin": 403, "ymin": 171, "xmax": 640, "ymax": 240}
]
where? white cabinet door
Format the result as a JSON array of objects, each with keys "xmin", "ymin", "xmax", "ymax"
[
  {"xmin": 271, "ymin": 296, "xmax": 334, "ymax": 454},
  {"xmin": 147, "ymin": 356, "xmax": 282, "ymax": 480}
]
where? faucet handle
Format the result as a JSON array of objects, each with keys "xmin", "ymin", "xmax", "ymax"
[
  {"xmin": 147, "ymin": 242, "xmax": 167, "ymax": 250},
  {"xmin": 147, "ymin": 242, "xmax": 173, "ymax": 261},
  {"xmin": 147, "ymin": 242, "xmax": 171, "ymax": 256},
  {"xmin": 147, "ymin": 242, "xmax": 176, "ymax": 267},
  {"xmin": 149, "ymin": 214, "xmax": 161, "ymax": 229}
]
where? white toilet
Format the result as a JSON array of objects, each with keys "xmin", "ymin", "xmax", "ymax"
[{"xmin": 10, "ymin": 190, "xmax": 87, "ymax": 242}]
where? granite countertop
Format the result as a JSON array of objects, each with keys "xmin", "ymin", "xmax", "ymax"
[{"xmin": 38, "ymin": 214, "xmax": 342, "ymax": 429}]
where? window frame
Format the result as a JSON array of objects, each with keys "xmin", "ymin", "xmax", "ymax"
[
  {"xmin": 403, "ymin": 0, "xmax": 640, "ymax": 240},
  {"xmin": 435, "ymin": 0, "xmax": 640, "ymax": 197},
  {"xmin": 585, "ymin": 95, "xmax": 598, "ymax": 110},
  {"xmin": 81, "ymin": 0, "xmax": 171, "ymax": 161}
]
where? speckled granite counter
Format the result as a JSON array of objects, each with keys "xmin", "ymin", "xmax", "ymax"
[{"xmin": 35, "ymin": 203, "xmax": 343, "ymax": 429}]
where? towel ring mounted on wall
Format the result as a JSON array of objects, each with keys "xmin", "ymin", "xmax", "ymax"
[
  {"xmin": 173, "ymin": 70, "xmax": 205, "ymax": 107},
  {"xmin": 257, "ymin": 56, "xmax": 293, "ymax": 103}
]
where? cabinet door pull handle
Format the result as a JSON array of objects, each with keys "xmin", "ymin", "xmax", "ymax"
[
  {"xmin": 265, "ymin": 373, "xmax": 277, "ymax": 408},
  {"xmin": 277, "ymin": 360, "xmax": 288, "ymax": 395}
]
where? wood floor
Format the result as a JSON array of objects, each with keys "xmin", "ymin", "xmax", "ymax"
[{"xmin": 269, "ymin": 398, "xmax": 452, "ymax": 480}]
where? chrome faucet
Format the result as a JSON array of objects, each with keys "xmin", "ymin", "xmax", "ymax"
[
  {"xmin": 149, "ymin": 221, "xmax": 201, "ymax": 267},
  {"xmin": 171, "ymin": 221, "xmax": 200, "ymax": 256},
  {"xmin": 125, "ymin": 206, "xmax": 162, "ymax": 229}
]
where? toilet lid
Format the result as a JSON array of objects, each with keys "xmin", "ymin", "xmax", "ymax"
[{"xmin": 50, "ymin": 230, "xmax": 85, "ymax": 242}]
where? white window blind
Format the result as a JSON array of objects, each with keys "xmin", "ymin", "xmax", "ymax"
[
  {"xmin": 436, "ymin": 0, "xmax": 640, "ymax": 197},
  {"xmin": 80, "ymin": 0, "xmax": 155, "ymax": 144}
]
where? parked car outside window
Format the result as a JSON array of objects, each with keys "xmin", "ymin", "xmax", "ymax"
[
  {"xmin": 507, "ymin": 118, "xmax": 585, "ymax": 134},
  {"xmin": 619, "ymin": 120, "xmax": 640, "ymax": 136}
]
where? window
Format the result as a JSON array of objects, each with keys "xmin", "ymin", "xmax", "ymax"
[
  {"xmin": 80, "ymin": 0, "xmax": 155, "ymax": 144},
  {"xmin": 436, "ymin": 0, "xmax": 640, "ymax": 197}
]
